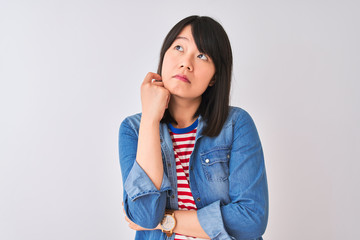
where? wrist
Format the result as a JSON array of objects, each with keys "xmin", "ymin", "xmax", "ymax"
[
  {"xmin": 160, "ymin": 210, "xmax": 176, "ymax": 237},
  {"xmin": 140, "ymin": 114, "xmax": 161, "ymax": 125},
  {"xmin": 155, "ymin": 223, "xmax": 161, "ymax": 230}
]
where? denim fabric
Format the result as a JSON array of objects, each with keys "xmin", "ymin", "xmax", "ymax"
[{"xmin": 119, "ymin": 106, "xmax": 268, "ymax": 240}]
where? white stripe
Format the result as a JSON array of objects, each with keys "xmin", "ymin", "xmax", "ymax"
[
  {"xmin": 177, "ymin": 195, "xmax": 196, "ymax": 201},
  {"xmin": 176, "ymin": 173, "xmax": 187, "ymax": 179},
  {"xmin": 173, "ymin": 141, "xmax": 195, "ymax": 147},
  {"xmin": 174, "ymin": 147, "xmax": 194, "ymax": 152},
  {"xmin": 178, "ymin": 201, "xmax": 196, "ymax": 207},
  {"xmin": 171, "ymin": 132, "xmax": 196, "ymax": 139},
  {"xmin": 178, "ymin": 187, "xmax": 192, "ymax": 192},
  {"xmin": 175, "ymin": 154, "xmax": 191, "ymax": 160},
  {"xmin": 176, "ymin": 165, "xmax": 188, "ymax": 170},
  {"xmin": 177, "ymin": 179, "xmax": 189, "ymax": 184},
  {"xmin": 176, "ymin": 161, "xmax": 190, "ymax": 167},
  {"xmin": 172, "ymin": 136, "xmax": 195, "ymax": 141},
  {"xmin": 175, "ymin": 161, "xmax": 189, "ymax": 168}
]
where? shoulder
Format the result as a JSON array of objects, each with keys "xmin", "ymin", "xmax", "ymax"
[
  {"xmin": 197, "ymin": 106, "xmax": 259, "ymax": 152},
  {"xmin": 227, "ymin": 106, "xmax": 261, "ymax": 142},
  {"xmin": 119, "ymin": 112, "xmax": 142, "ymax": 134},
  {"xmin": 121, "ymin": 112, "xmax": 142, "ymax": 125},
  {"xmin": 227, "ymin": 106, "xmax": 255, "ymax": 126}
]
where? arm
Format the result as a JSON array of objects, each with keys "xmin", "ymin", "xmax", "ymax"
[
  {"xmin": 123, "ymin": 207, "xmax": 210, "ymax": 239},
  {"xmin": 119, "ymin": 72, "xmax": 171, "ymax": 228},
  {"xmin": 135, "ymin": 72, "xmax": 169, "ymax": 190},
  {"xmin": 172, "ymin": 210, "xmax": 210, "ymax": 239},
  {"xmin": 136, "ymin": 116, "xmax": 163, "ymax": 189}
]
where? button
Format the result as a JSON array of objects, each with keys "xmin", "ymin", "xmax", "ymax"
[
  {"xmin": 227, "ymin": 154, "xmax": 230, "ymax": 159},
  {"xmin": 205, "ymin": 159, "xmax": 210, "ymax": 163},
  {"xmin": 168, "ymin": 163, "xmax": 171, "ymax": 167},
  {"xmin": 171, "ymin": 195, "xmax": 175, "ymax": 199},
  {"xmin": 160, "ymin": 139, "xmax": 163, "ymax": 143},
  {"xmin": 190, "ymin": 166, "xmax": 193, "ymax": 171},
  {"xmin": 196, "ymin": 197, "xmax": 201, "ymax": 202}
]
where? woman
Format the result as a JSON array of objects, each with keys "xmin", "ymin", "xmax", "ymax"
[{"xmin": 119, "ymin": 15, "xmax": 268, "ymax": 240}]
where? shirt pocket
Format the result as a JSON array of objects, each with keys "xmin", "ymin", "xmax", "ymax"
[{"xmin": 200, "ymin": 147, "xmax": 230, "ymax": 182}]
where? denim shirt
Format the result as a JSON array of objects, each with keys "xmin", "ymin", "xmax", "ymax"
[{"xmin": 118, "ymin": 106, "xmax": 268, "ymax": 240}]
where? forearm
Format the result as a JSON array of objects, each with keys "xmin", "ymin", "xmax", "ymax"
[
  {"xmin": 173, "ymin": 210, "xmax": 210, "ymax": 239},
  {"xmin": 136, "ymin": 116, "xmax": 164, "ymax": 190}
]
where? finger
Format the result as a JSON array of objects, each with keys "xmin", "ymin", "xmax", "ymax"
[
  {"xmin": 151, "ymin": 80, "xmax": 165, "ymax": 87},
  {"xmin": 151, "ymin": 79, "xmax": 163, "ymax": 83},
  {"xmin": 144, "ymin": 72, "xmax": 162, "ymax": 84}
]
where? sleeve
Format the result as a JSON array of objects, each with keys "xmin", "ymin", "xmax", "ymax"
[
  {"xmin": 119, "ymin": 117, "xmax": 172, "ymax": 229},
  {"xmin": 197, "ymin": 110, "xmax": 269, "ymax": 240}
]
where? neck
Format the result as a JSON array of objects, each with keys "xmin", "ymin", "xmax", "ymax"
[{"xmin": 168, "ymin": 96, "xmax": 201, "ymax": 128}]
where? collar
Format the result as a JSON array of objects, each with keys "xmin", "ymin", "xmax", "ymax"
[{"xmin": 160, "ymin": 115, "xmax": 205, "ymax": 147}]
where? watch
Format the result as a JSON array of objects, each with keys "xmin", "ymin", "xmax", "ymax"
[{"xmin": 160, "ymin": 210, "xmax": 176, "ymax": 237}]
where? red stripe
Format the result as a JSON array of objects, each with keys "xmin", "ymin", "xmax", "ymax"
[
  {"xmin": 177, "ymin": 183, "xmax": 190, "ymax": 188},
  {"xmin": 175, "ymin": 158, "xmax": 189, "ymax": 165},
  {"xmin": 176, "ymin": 170, "xmax": 189, "ymax": 175},
  {"xmin": 177, "ymin": 191, "xmax": 193, "ymax": 196},
  {"xmin": 177, "ymin": 175, "xmax": 188, "ymax": 180},
  {"xmin": 179, "ymin": 159, "xmax": 190, "ymax": 165},
  {"xmin": 178, "ymin": 173, "xmax": 189, "ymax": 181},
  {"xmin": 176, "ymin": 169, "xmax": 189, "ymax": 174},
  {"xmin": 171, "ymin": 136, "xmax": 196, "ymax": 142},
  {"xmin": 173, "ymin": 143, "xmax": 194, "ymax": 149},
  {"xmin": 178, "ymin": 204, "xmax": 197, "ymax": 210},
  {"xmin": 176, "ymin": 151, "xmax": 193, "ymax": 156},
  {"xmin": 178, "ymin": 198, "xmax": 196, "ymax": 204}
]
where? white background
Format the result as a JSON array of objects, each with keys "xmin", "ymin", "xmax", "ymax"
[{"xmin": 1, "ymin": 0, "xmax": 359, "ymax": 239}]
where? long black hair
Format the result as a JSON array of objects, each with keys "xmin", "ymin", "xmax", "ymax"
[{"xmin": 158, "ymin": 16, "xmax": 233, "ymax": 137}]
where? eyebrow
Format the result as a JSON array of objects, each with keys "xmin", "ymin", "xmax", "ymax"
[{"xmin": 175, "ymin": 36, "xmax": 189, "ymax": 41}]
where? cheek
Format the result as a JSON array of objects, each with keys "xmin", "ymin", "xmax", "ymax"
[
  {"xmin": 161, "ymin": 56, "xmax": 176, "ymax": 87},
  {"xmin": 198, "ymin": 66, "xmax": 215, "ymax": 85},
  {"xmin": 161, "ymin": 52, "xmax": 172, "ymax": 76}
]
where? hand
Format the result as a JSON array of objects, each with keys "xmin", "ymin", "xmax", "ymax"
[
  {"xmin": 122, "ymin": 202, "xmax": 161, "ymax": 231},
  {"xmin": 140, "ymin": 72, "xmax": 170, "ymax": 122}
]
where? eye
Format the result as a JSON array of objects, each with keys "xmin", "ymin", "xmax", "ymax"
[
  {"xmin": 175, "ymin": 45, "xmax": 184, "ymax": 51},
  {"xmin": 198, "ymin": 53, "xmax": 208, "ymax": 60}
]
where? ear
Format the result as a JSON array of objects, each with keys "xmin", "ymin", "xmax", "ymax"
[{"xmin": 209, "ymin": 79, "xmax": 216, "ymax": 87}]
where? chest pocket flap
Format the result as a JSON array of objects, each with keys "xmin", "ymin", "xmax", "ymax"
[{"xmin": 200, "ymin": 147, "xmax": 231, "ymax": 182}]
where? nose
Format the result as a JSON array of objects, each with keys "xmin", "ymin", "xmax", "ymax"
[{"xmin": 179, "ymin": 57, "xmax": 193, "ymax": 71}]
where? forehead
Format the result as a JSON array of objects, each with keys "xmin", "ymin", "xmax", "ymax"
[{"xmin": 175, "ymin": 25, "xmax": 193, "ymax": 41}]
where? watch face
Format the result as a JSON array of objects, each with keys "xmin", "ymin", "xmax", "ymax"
[{"xmin": 161, "ymin": 215, "xmax": 175, "ymax": 231}]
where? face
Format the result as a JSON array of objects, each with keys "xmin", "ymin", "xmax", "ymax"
[{"xmin": 161, "ymin": 25, "xmax": 216, "ymax": 101}]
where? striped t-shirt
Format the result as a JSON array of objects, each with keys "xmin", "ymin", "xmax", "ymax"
[{"xmin": 168, "ymin": 119, "xmax": 202, "ymax": 240}]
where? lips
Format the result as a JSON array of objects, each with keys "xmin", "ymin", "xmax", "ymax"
[{"xmin": 173, "ymin": 74, "xmax": 190, "ymax": 83}]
